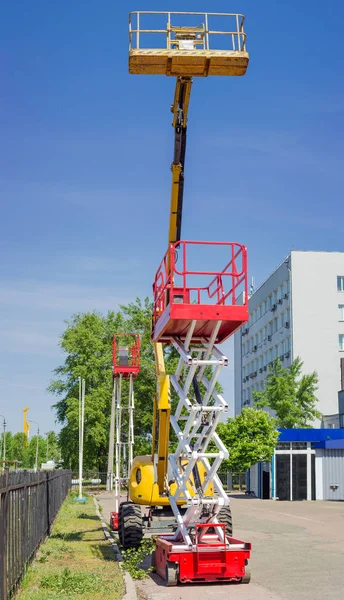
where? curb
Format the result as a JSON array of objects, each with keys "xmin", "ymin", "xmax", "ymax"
[{"xmin": 93, "ymin": 497, "xmax": 137, "ymax": 600}]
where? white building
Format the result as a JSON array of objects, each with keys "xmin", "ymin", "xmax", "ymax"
[{"xmin": 234, "ymin": 251, "xmax": 344, "ymax": 424}]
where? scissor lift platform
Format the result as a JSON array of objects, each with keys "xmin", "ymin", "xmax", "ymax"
[
  {"xmin": 110, "ymin": 334, "xmax": 140, "ymax": 531},
  {"xmin": 152, "ymin": 240, "xmax": 248, "ymax": 344},
  {"xmin": 129, "ymin": 11, "xmax": 249, "ymax": 77}
]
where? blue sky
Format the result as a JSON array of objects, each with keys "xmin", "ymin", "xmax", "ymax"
[{"xmin": 1, "ymin": 1, "xmax": 343, "ymax": 433}]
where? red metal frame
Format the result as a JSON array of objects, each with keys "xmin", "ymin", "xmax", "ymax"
[
  {"xmin": 113, "ymin": 333, "xmax": 140, "ymax": 377},
  {"xmin": 110, "ymin": 511, "xmax": 119, "ymax": 531},
  {"xmin": 152, "ymin": 241, "xmax": 248, "ymax": 344},
  {"xmin": 155, "ymin": 528, "xmax": 251, "ymax": 584}
]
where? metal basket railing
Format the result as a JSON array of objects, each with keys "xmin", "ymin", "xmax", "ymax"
[{"xmin": 129, "ymin": 11, "xmax": 247, "ymax": 53}]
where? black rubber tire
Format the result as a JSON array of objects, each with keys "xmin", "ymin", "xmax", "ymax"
[
  {"xmin": 217, "ymin": 505, "xmax": 233, "ymax": 537},
  {"xmin": 118, "ymin": 501, "xmax": 143, "ymax": 549},
  {"xmin": 165, "ymin": 560, "xmax": 178, "ymax": 587},
  {"xmin": 208, "ymin": 505, "xmax": 233, "ymax": 537},
  {"xmin": 241, "ymin": 567, "xmax": 251, "ymax": 583}
]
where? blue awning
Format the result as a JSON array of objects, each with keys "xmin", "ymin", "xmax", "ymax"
[{"xmin": 277, "ymin": 428, "xmax": 344, "ymax": 443}]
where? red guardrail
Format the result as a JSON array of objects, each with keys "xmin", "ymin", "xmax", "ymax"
[{"xmin": 153, "ymin": 240, "xmax": 248, "ymax": 328}]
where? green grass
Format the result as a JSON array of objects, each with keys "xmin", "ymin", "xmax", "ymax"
[{"xmin": 17, "ymin": 492, "xmax": 124, "ymax": 600}]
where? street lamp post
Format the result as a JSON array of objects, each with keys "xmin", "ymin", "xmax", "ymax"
[
  {"xmin": 28, "ymin": 420, "xmax": 40, "ymax": 472},
  {"xmin": 0, "ymin": 415, "xmax": 6, "ymax": 471}
]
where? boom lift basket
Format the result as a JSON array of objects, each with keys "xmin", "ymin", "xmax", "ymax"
[
  {"xmin": 152, "ymin": 240, "xmax": 248, "ymax": 344},
  {"xmin": 129, "ymin": 11, "xmax": 249, "ymax": 77},
  {"xmin": 113, "ymin": 334, "xmax": 140, "ymax": 377}
]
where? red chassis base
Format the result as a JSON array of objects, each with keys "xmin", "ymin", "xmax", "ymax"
[
  {"xmin": 110, "ymin": 512, "xmax": 119, "ymax": 531},
  {"xmin": 154, "ymin": 527, "xmax": 251, "ymax": 586}
]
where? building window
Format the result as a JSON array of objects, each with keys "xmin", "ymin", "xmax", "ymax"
[
  {"xmin": 340, "ymin": 414, "xmax": 344, "ymax": 428},
  {"xmin": 339, "ymin": 305, "xmax": 344, "ymax": 321},
  {"xmin": 338, "ymin": 276, "xmax": 344, "ymax": 292},
  {"xmin": 339, "ymin": 334, "xmax": 344, "ymax": 351},
  {"xmin": 276, "ymin": 442, "xmax": 291, "ymax": 451},
  {"xmin": 292, "ymin": 442, "xmax": 307, "ymax": 450}
]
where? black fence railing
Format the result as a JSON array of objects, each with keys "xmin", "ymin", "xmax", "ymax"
[
  {"xmin": 70, "ymin": 471, "xmax": 247, "ymax": 494},
  {"xmin": 0, "ymin": 469, "xmax": 71, "ymax": 600}
]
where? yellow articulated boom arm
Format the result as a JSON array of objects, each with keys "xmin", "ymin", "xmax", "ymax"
[
  {"xmin": 153, "ymin": 76, "xmax": 192, "ymax": 495},
  {"xmin": 168, "ymin": 76, "xmax": 192, "ymax": 245}
]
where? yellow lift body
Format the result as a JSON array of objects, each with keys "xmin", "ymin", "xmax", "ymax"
[{"xmin": 128, "ymin": 11, "xmax": 249, "ymax": 508}]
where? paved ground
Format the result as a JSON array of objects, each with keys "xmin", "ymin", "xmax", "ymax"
[{"xmin": 96, "ymin": 492, "xmax": 344, "ymax": 600}]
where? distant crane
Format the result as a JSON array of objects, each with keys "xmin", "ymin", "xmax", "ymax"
[{"xmin": 23, "ymin": 407, "xmax": 30, "ymax": 445}]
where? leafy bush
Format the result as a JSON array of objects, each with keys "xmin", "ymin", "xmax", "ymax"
[{"xmin": 121, "ymin": 539, "xmax": 155, "ymax": 580}]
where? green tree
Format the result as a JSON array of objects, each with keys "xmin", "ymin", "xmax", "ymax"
[
  {"xmin": 49, "ymin": 299, "xmax": 157, "ymax": 471},
  {"xmin": 253, "ymin": 356, "xmax": 321, "ymax": 428},
  {"xmin": 28, "ymin": 435, "xmax": 47, "ymax": 469},
  {"xmin": 11, "ymin": 432, "xmax": 30, "ymax": 468},
  {"xmin": 2, "ymin": 431, "xmax": 13, "ymax": 465},
  {"xmin": 216, "ymin": 408, "xmax": 279, "ymax": 472},
  {"xmin": 45, "ymin": 431, "xmax": 61, "ymax": 463}
]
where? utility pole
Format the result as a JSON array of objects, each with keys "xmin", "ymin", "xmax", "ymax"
[
  {"xmin": 78, "ymin": 378, "xmax": 86, "ymax": 501},
  {"xmin": 0, "ymin": 415, "xmax": 6, "ymax": 471},
  {"xmin": 107, "ymin": 378, "xmax": 116, "ymax": 491},
  {"xmin": 28, "ymin": 420, "xmax": 40, "ymax": 471}
]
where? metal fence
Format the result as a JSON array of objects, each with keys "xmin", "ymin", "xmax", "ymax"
[
  {"xmin": 70, "ymin": 471, "xmax": 247, "ymax": 494},
  {"xmin": 0, "ymin": 469, "xmax": 72, "ymax": 600},
  {"xmin": 71, "ymin": 471, "xmax": 108, "ymax": 493},
  {"xmin": 217, "ymin": 471, "xmax": 247, "ymax": 491}
]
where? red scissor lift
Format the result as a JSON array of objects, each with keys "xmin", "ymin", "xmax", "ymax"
[
  {"xmin": 151, "ymin": 240, "xmax": 252, "ymax": 585},
  {"xmin": 110, "ymin": 334, "xmax": 140, "ymax": 531}
]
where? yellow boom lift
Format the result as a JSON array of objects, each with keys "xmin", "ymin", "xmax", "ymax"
[{"xmin": 112, "ymin": 11, "xmax": 251, "ymax": 586}]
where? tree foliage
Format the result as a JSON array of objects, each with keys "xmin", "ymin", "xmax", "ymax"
[
  {"xmin": 49, "ymin": 298, "xmax": 157, "ymax": 471},
  {"xmin": 253, "ymin": 356, "xmax": 321, "ymax": 428},
  {"xmin": 216, "ymin": 408, "xmax": 279, "ymax": 472},
  {"xmin": 49, "ymin": 298, "xmax": 225, "ymax": 471},
  {"xmin": 1, "ymin": 431, "xmax": 59, "ymax": 469}
]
